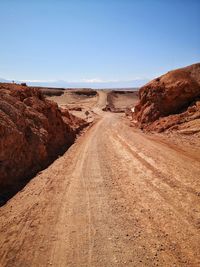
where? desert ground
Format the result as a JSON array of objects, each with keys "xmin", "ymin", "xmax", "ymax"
[{"xmin": 0, "ymin": 85, "xmax": 200, "ymax": 267}]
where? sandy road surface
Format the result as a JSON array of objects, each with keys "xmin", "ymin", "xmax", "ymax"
[
  {"xmin": 92, "ymin": 90, "xmax": 108, "ymax": 111},
  {"xmin": 0, "ymin": 111, "xmax": 200, "ymax": 267}
]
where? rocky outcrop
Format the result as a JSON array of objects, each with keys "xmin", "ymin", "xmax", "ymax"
[
  {"xmin": 0, "ymin": 83, "xmax": 86, "ymax": 203},
  {"xmin": 145, "ymin": 100, "xmax": 200, "ymax": 133},
  {"xmin": 61, "ymin": 108, "xmax": 89, "ymax": 133},
  {"xmin": 134, "ymin": 63, "xmax": 200, "ymax": 131}
]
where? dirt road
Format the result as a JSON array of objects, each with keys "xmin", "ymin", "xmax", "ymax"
[{"xmin": 0, "ymin": 111, "xmax": 200, "ymax": 267}]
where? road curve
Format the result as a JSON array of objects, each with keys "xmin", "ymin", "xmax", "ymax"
[{"xmin": 0, "ymin": 113, "xmax": 200, "ymax": 267}]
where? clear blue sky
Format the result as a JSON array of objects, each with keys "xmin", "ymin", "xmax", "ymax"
[{"xmin": 0, "ymin": 0, "xmax": 199, "ymax": 86}]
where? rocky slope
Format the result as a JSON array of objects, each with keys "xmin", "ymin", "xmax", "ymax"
[
  {"xmin": 0, "ymin": 83, "xmax": 87, "ymax": 204},
  {"xmin": 134, "ymin": 63, "xmax": 200, "ymax": 132},
  {"xmin": 103, "ymin": 90, "xmax": 138, "ymax": 113}
]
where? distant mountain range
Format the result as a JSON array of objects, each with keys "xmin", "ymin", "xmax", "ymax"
[
  {"xmin": 0, "ymin": 77, "xmax": 148, "ymax": 89},
  {"xmin": 0, "ymin": 78, "xmax": 11, "ymax": 83}
]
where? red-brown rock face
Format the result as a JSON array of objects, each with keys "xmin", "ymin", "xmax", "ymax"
[
  {"xmin": 0, "ymin": 83, "xmax": 77, "ymax": 199},
  {"xmin": 134, "ymin": 63, "xmax": 200, "ymax": 130}
]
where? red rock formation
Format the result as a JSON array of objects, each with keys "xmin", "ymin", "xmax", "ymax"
[
  {"xmin": 145, "ymin": 100, "xmax": 200, "ymax": 132},
  {"xmin": 0, "ymin": 83, "xmax": 85, "ymax": 202},
  {"xmin": 61, "ymin": 108, "xmax": 88, "ymax": 133},
  {"xmin": 134, "ymin": 63, "xmax": 200, "ymax": 131}
]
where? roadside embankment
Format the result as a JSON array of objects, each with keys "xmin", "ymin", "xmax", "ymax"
[
  {"xmin": 133, "ymin": 63, "xmax": 200, "ymax": 133},
  {"xmin": 0, "ymin": 83, "xmax": 88, "ymax": 205}
]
